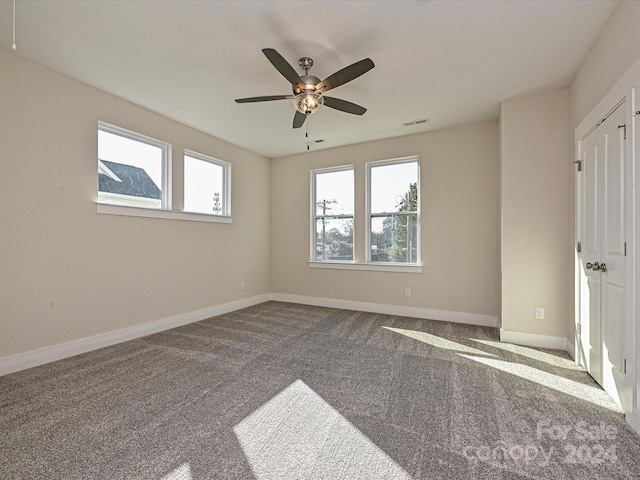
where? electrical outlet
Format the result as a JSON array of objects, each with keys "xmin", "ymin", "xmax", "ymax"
[
  {"xmin": 240, "ymin": 282, "xmax": 246, "ymax": 291},
  {"xmin": 404, "ymin": 288, "xmax": 411, "ymax": 297},
  {"xmin": 535, "ymin": 307, "xmax": 544, "ymax": 320}
]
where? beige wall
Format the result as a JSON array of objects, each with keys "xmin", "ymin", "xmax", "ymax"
[
  {"xmin": 569, "ymin": 1, "xmax": 640, "ymax": 129},
  {"xmin": 0, "ymin": 50, "xmax": 271, "ymax": 358},
  {"xmin": 500, "ymin": 88, "xmax": 570, "ymax": 338},
  {"xmin": 270, "ymin": 121, "xmax": 501, "ymax": 318}
]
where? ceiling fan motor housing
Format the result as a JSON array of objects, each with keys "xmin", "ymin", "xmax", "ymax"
[{"xmin": 298, "ymin": 75, "xmax": 321, "ymax": 92}]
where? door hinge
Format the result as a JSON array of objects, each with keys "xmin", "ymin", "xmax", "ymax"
[
  {"xmin": 624, "ymin": 241, "xmax": 627, "ymax": 256},
  {"xmin": 624, "ymin": 359, "xmax": 627, "ymax": 374},
  {"xmin": 576, "ymin": 323, "xmax": 581, "ymax": 335},
  {"xmin": 577, "ymin": 241, "xmax": 581, "ymax": 253},
  {"xmin": 573, "ymin": 160, "xmax": 582, "ymax": 171},
  {"xmin": 618, "ymin": 123, "xmax": 626, "ymax": 140}
]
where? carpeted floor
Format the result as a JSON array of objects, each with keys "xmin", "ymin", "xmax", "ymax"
[{"xmin": 1, "ymin": 301, "xmax": 639, "ymax": 479}]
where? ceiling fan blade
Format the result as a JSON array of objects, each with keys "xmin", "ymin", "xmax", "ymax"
[
  {"xmin": 316, "ymin": 58, "xmax": 375, "ymax": 93},
  {"xmin": 293, "ymin": 110, "xmax": 307, "ymax": 129},
  {"xmin": 323, "ymin": 96, "xmax": 367, "ymax": 115},
  {"xmin": 262, "ymin": 48, "xmax": 305, "ymax": 91},
  {"xmin": 235, "ymin": 95, "xmax": 292, "ymax": 103}
]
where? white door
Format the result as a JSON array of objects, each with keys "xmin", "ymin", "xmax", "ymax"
[
  {"xmin": 579, "ymin": 122, "xmax": 602, "ymax": 383},
  {"xmin": 578, "ymin": 102, "xmax": 627, "ymax": 408}
]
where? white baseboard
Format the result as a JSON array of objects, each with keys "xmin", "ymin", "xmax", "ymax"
[
  {"xmin": 565, "ymin": 338, "xmax": 576, "ymax": 360},
  {"xmin": 500, "ymin": 329, "xmax": 573, "ymax": 353},
  {"xmin": 627, "ymin": 411, "xmax": 640, "ymax": 436},
  {"xmin": 269, "ymin": 293, "xmax": 499, "ymax": 328},
  {"xmin": 0, "ymin": 294, "xmax": 270, "ymax": 377}
]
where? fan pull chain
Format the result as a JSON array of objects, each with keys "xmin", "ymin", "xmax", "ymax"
[
  {"xmin": 306, "ymin": 113, "xmax": 310, "ymax": 151},
  {"xmin": 12, "ymin": 0, "xmax": 17, "ymax": 50}
]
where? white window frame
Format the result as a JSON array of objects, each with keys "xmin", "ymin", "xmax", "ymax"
[
  {"xmin": 183, "ymin": 150, "xmax": 231, "ymax": 217},
  {"xmin": 310, "ymin": 165, "xmax": 355, "ymax": 263},
  {"xmin": 366, "ymin": 156, "xmax": 421, "ymax": 266},
  {"xmin": 96, "ymin": 122, "xmax": 231, "ymax": 224},
  {"xmin": 97, "ymin": 122, "xmax": 171, "ymax": 210}
]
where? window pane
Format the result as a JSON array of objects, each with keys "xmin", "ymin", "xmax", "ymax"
[
  {"xmin": 184, "ymin": 155, "xmax": 225, "ymax": 215},
  {"xmin": 98, "ymin": 128, "xmax": 164, "ymax": 209},
  {"xmin": 370, "ymin": 214, "xmax": 418, "ymax": 263},
  {"xmin": 315, "ymin": 169, "xmax": 354, "ymax": 216},
  {"xmin": 370, "ymin": 161, "xmax": 418, "ymax": 213},
  {"xmin": 315, "ymin": 217, "xmax": 354, "ymax": 261}
]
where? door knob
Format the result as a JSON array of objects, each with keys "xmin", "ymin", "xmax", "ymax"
[{"xmin": 586, "ymin": 262, "xmax": 607, "ymax": 272}]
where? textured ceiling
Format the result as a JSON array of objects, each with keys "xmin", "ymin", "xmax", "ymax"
[{"xmin": 0, "ymin": 0, "xmax": 618, "ymax": 158}]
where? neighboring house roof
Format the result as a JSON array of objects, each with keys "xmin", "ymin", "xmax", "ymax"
[{"xmin": 98, "ymin": 159, "xmax": 161, "ymax": 199}]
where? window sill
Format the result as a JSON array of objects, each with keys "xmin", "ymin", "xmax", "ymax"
[
  {"xmin": 308, "ymin": 261, "xmax": 422, "ymax": 273},
  {"xmin": 96, "ymin": 203, "xmax": 233, "ymax": 223}
]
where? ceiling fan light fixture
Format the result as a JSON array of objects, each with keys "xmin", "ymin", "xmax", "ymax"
[{"xmin": 293, "ymin": 92, "xmax": 324, "ymax": 115}]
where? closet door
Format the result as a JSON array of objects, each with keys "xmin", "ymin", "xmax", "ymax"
[
  {"xmin": 600, "ymin": 104, "xmax": 626, "ymax": 407},
  {"xmin": 579, "ymin": 121, "xmax": 602, "ymax": 384},
  {"xmin": 578, "ymin": 102, "xmax": 626, "ymax": 408}
]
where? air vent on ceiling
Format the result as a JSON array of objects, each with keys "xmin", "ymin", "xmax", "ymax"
[{"xmin": 402, "ymin": 118, "xmax": 429, "ymax": 127}]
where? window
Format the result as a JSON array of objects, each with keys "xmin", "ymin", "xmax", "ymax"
[
  {"xmin": 98, "ymin": 123, "xmax": 169, "ymax": 209},
  {"xmin": 184, "ymin": 151, "xmax": 230, "ymax": 216},
  {"xmin": 96, "ymin": 123, "xmax": 231, "ymax": 223},
  {"xmin": 368, "ymin": 158, "xmax": 420, "ymax": 264},
  {"xmin": 312, "ymin": 167, "xmax": 354, "ymax": 261}
]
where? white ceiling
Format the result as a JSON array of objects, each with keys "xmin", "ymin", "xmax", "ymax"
[{"xmin": 0, "ymin": 0, "xmax": 618, "ymax": 158}]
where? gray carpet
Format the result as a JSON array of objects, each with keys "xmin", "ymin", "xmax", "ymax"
[{"xmin": 1, "ymin": 301, "xmax": 639, "ymax": 479}]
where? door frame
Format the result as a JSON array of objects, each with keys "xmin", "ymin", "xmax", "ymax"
[{"xmin": 574, "ymin": 57, "xmax": 640, "ymax": 434}]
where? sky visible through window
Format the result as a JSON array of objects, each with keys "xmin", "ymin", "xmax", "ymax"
[
  {"xmin": 184, "ymin": 155, "xmax": 224, "ymax": 214},
  {"xmin": 370, "ymin": 161, "xmax": 418, "ymax": 212},
  {"xmin": 316, "ymin": 162, "xmax": 418, "ymax": 214},
  {"xmin": 316, "ymin": 169, "xmax": 354, "ymax": 215}
]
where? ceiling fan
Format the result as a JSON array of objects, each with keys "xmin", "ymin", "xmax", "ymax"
[{"xmin": 235, "ymin": 48, "xmax": 375, "ymax": 129}]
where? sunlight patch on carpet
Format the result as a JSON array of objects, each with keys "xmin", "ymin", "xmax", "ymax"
[
  {"xmin": 458, "ymin": 354, "xmax": 621, "ymax": 412},
  {"xmin": 469, "ymin": 338, "xmax": 583, "ymax": 370},
  {"xmin": 233, "ymin": 379, "xmax": 412, "ymax": 480},
  {"xmin": 382, "ymin": 326, "xmax": 496, "ymax": 357},
  {"xmin": 160, "ymin": 463, "xmax": 191, "ymax": 480}
]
